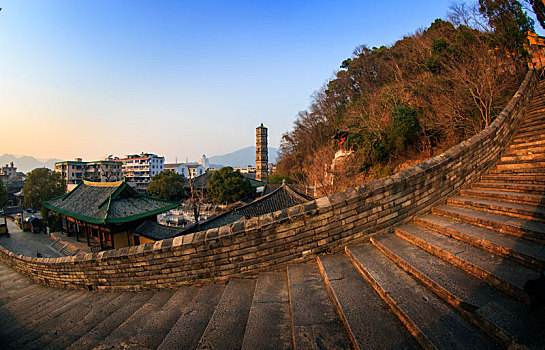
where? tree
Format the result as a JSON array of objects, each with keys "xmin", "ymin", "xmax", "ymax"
[
  {"xmin": 23, "ymin": 168, "xmax": 66, "ymax": 231},
  {"xmin": 527, "ymin": 0, "xmax": 545, "ymax": 30},
  {"xmin": 146, "ymin": 170, "xmax": 187, "ymax": 202},
  {"xmin": 0, "ymin": 181, "xmax": 7, "ymax": 208},
  {"xmin": 207, "ymin": 167, "xmax": 255, "ymax": 204},
  {"xmin": 479, "ymin": 0, "xmax": 534, "ymax": 61},
  {"xmin": 23, "ymin": 168, "xmax": 66, "ymax": 210}
]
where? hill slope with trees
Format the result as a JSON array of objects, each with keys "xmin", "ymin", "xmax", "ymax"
[{"xmin": 276, "ymin": 0, "xmax": 537, "ymax": 196}]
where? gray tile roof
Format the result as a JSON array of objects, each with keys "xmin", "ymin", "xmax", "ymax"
[
  {"xmin": 134, "ymin": 221, "xmax": 185, "ymax": 240},
  {"xmin": 43, "ymin": 180, "xmax": 180, "ymax": 224}
]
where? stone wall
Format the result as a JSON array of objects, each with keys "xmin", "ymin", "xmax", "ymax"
[{"xmin": 0, "ymin": 70, "xmax": 537, "ymax": 291}]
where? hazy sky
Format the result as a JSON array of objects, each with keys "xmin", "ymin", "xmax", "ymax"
[{"xmin": 1, "ymin": 1, "xmax": 542, "ymax": 163}]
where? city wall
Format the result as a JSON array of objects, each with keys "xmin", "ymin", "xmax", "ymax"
[{"xmin": 0, "ymin": 70, "xmax": 538, "ymax": 291}]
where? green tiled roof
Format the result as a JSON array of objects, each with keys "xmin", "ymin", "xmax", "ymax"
[{"xmin": 43, "ymin": 180, "xmax": 179, "ymax": 224}]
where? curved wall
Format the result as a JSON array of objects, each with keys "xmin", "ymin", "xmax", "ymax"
[{"xmin": 0, "ymin": 70, "xmax": 537, "ymax": 291}]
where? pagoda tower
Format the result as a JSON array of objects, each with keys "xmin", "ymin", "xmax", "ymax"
[{"xmin": 256, "ymin": 123, "xmax": 268, "ymax": 181}]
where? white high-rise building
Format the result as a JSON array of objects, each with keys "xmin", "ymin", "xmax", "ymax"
[
  {"xmin": 115, "ymin": 153, "xmax": 164, "ymax": 191},
  {"xmin": 199, "ymin": 154, "xmax": 210, "ymax": 170}
]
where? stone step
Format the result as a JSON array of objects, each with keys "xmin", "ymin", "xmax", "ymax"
[
  {"xmin": 21, "ymin": 292, "xmax": 117, "ymax": 349},
  {"xmin": 34, "ymin": 293, "xmax": 119, "ymax": 349},
  {"xmin": 0, "ymin": 282, "xmax": 44, "ymax": 305},
  {"xmin": 66, "ymin": 291, "xmax": 155, "ymax": 350},
  {"xmin": 241, "ymin": 271, "xmax": 293, "ymax": 350},
  {"xmin": 157, "ymin": 283, "xmax": 226, "ymax": 350},
  {"xmin": 503, "ymin": 146, "xmax": 545, "ymax": 157},
  {"xmin": 95, "ymin": 290, "xmax": 175, "ymax": 349},
  {"xmin": 488, "ymin": 168, "xmax": 545, "ymax": 176},
  {"xmin": 317, "ymin": 253, "xmax": 419, "ymax": 350},
  {"xmin": 395, "ymin": 224, "xmax": 540, "ymax": 303},
  {"xmin": 519, "ymin": 110, "xmax": 545, "ymax": 122},
  {"xmin": 508, "ymin": 137, "xmax": 545, "ymax": 149},
  {"xmin": 501, "ymin": 152, "xmax": 545, "ymax": 163},
  {"xmin": 414, "ymin": 214, "xmax": 545, "ymax": 271},
  {"xmin": 42, "ymin": 293, "xmax": 135, "ymax": 350},
  {"xmin": 460, "ymin": 188, "xmax": 544, "ymax": 206},
  {"xmin": 373, "ymin": 234, "xmax": 545, "ymax": 350},
  {"xmin": 448, "ymin": 196, "xmax": 545, "ymax": 222},
  {"xmin": 472, "ymin": 181, "xmax": 545, "ymax": 195},
  {"xmin": 287, "ymin": 262, "xmax": 352, "ymax": 349},
  {"xmin": 1, "ymin": 283, "xmax": 59, "ymax": 312},
  {"xmin": 518, "ymin": 120, "xmax": 545, "ymax": 133},
  {"xmin": 124, "ymin": 287, "xmax": 199, "ymax": 350},
  {"xmin": 7, "ymin": 290, "xmax": 90, "ymax": 348},
  {"xmin": 496, "ymin": 160, "xmax": 545, "ymax": 170},
  {"xmin": 195, "ymin": 278, "xmax": 256, "ymax": 350},
  {"xmin": 346, "ymin": 244, "xmax": 498, "ymax": 350},
  {"xmin": 433, "ymin": 204, "xmax": 545, "ymax": 243},
  {"xmin": 511, "ymin": 133, "xmax": 545, "ymax": 145},
  {"xmin": 482, "ymin": 173, "xmax": 545, "ymax": 184},
  {"xmin": 1, "ymin": 288, "xmax": 81, "ymax": 340}
]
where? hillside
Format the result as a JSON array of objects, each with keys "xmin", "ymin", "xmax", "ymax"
[{"xmin": 276, "ymin": 3, "xmax": 534, "ymax": 197}]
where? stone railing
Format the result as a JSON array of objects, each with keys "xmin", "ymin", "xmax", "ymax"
[{"xmin": 0, "ymin": 70, "xmax": 537, "ymax": 291}]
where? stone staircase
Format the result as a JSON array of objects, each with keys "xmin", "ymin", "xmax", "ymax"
[{"xmin": 1, "ymin": 85, "xmax": 545, "ymax": 349}]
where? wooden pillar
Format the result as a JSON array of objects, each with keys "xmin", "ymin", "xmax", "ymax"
[
  {"xmin": 86, "ymin": 225, "xmax": 90, "ymax": 247},
  {"xmin": 98, "ymin": 228, "xmax": 104, "ymax": 250}
]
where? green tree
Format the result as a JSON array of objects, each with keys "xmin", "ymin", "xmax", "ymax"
[
  {"xmin": 479, "ymin": 0, "xmax": 534, "ymax": 60},
  {"xmin": 23, "ymin": 168, "xmax": 66, "ymax": 231},
  {"xmin": 207, "ymin": 167, "xmax": 255, "ymax": 204},
  {"xmin": 267, "ymin": 174, "xmax": 293, "ymax": 184},
  {"xmin": 23, "ymin": 168, "xmax": 66, "ymax": 210},
  {"xmin": 0, "ymin": 181, "xmax": 7, "ymax": 208},
  {"xmin": 146, "ymin": 170, "xmax": 187, "ymax": 202}
]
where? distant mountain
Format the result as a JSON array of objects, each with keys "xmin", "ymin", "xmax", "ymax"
[
  {"xmin": 0, "ymin": 154, "xmax": 61, "ymax": 174},
  {"xmin": 208, "ymin": 147, "xmax": 279, "ymax": 168}
]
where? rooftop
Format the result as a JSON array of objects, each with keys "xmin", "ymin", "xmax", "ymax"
[{"xmin": 43, "ymin": 179, "xmax": 179, "ymax": 224}]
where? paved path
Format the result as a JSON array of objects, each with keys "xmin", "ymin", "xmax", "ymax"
[{"xmin": 0, "ymin": 219, "xmax": 62, "ymax": 258}]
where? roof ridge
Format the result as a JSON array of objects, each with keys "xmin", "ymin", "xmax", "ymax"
[
  {"xmin": 83, "ymin": 179, "xmax": 124, "ymax": 187},
  {"xmin": 103, "ymin": 196, "xmax": 113, "ymax": 223},
  {"xmin": 232, "ymin": 185, "xmax": 285, "ymax": 216},
  {"xmin": 284, "ymin": 184, "xmax": 312, "ymax": 202}
]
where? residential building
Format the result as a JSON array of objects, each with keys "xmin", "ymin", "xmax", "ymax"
[
  {"xmin": 55, "ymin": 158, "xmax": 122, "ymax": 185},
  {"xmin": 115, "ymin": 153, "xmax": 164, "ymax": 191},
  {"xmin": 0, "ymin": 162, "xmax": 17, "ymax": 178},
  {"xmin": 164, "ymin": 162, "xmax": 205, "ymax": 179}
]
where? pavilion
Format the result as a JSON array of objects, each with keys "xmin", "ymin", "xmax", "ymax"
[{"xmin": 43, "ymin": 179, "xmax": 179, "ymax": 251}]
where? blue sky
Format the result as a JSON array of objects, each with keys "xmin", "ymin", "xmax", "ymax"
[{"xmin": 1, "ymin": 1, "xmax": 542, "ymax": 162}]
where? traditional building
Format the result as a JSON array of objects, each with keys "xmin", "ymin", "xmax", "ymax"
[
  {"xmin": 55, "ymin": 158, "xmax": 122, "ymax": 185},
  {"xmin": 114, "ymin": 153, "xmax": 164, "ymax": 192},
  {"xmin": 42, "ymin": 179, "xmax": 179, "ymax": 251},
  {"xmin": 184, "ymin": 180, "xmax": 312, "ymax": 233},
  {"xmin": 256, "ymin": 123, "xmax": 268, "ymax": 181}
]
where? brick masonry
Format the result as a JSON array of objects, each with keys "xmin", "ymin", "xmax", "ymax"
[{"xmin": 0, "ymin": 70, "xmax": 538, "ymax": 291}]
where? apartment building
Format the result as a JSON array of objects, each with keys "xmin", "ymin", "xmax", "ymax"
[
  {"xmin": 55, "ymin": 158, "xmax": 122, "ymax": 185},
  {"xmin": 115, "ymin": 153, "xmax": 164, "ymax": 191}
]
